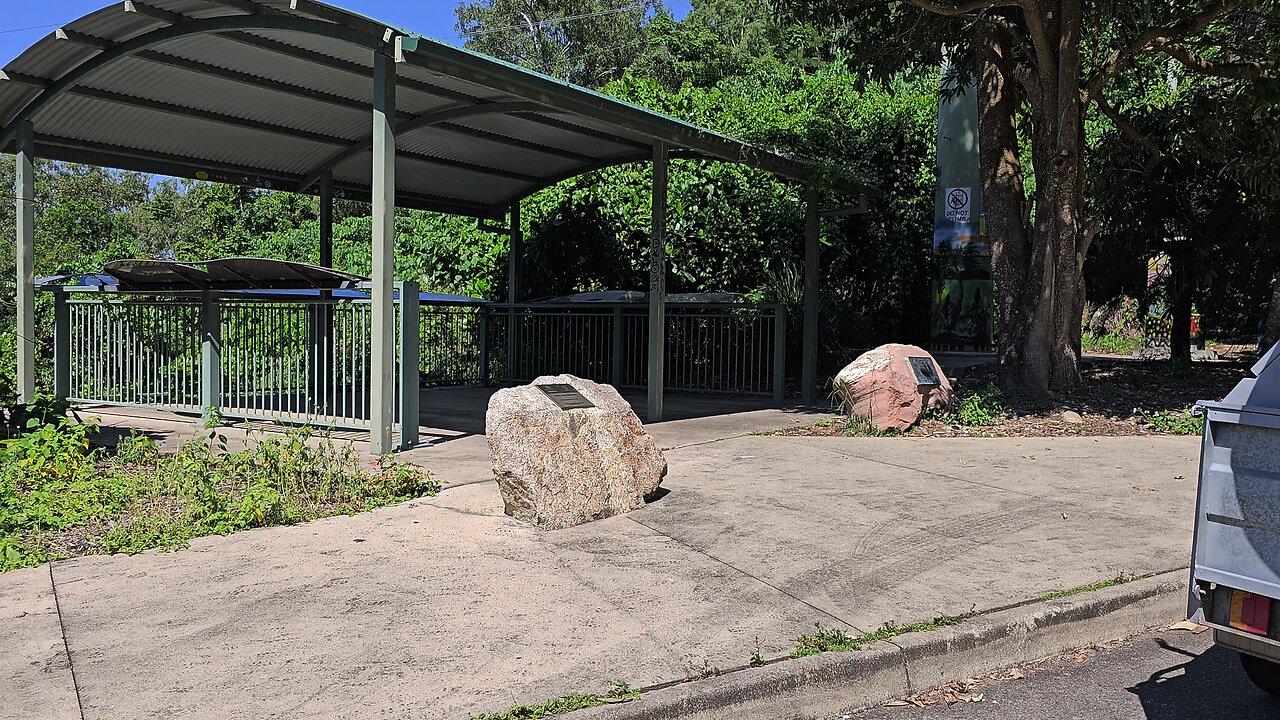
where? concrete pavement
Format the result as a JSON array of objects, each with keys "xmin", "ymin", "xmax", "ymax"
[{"xmin": 2, "ymin": 419, "xmax": 1202, "ymax": 719}]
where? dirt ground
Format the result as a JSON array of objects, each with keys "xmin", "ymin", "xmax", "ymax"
[{"xmin": 790, "ymin": 357, "xmax": 1249, "ymax": 438}]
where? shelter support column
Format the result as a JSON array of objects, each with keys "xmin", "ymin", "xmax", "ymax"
[
  {"xmin": 802, "ymin": 184, "xmax": 819, "ymax": 406},
  {"xmin": 647, "ymin": 141, "xmax": 668, "ymax": 423},
  {"xmin": 200, "ymin": 290, "xmax": 222, "ymax": 424},
  {"xmin": 505, "ymin": 203, "xmax": 521, "ymax": 384},
  {"xmin": 311, "ymin": 169, "xmax": 335, "ymax": 411},
  {"xmin": 52, "ymin": 289, "xmax": 70, "ymax": 401},
  {"xmin": 15, "ymin": 120, "xmax": 35, "ymax": 402},
  {"xmin": 507, "ymin": 203, "xmax": 522, "ymax": 304},
  {"xmin": 369, "ymin": 52, "xmax": 396, "ymax": 454},
  {"xmin": 398, "ymin": 281, "xmax": 420, "ymax": 451}
]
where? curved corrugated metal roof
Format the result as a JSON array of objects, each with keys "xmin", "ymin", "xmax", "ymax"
[{"xmin": 0, "ymin": 0, "xmax": 871, "ymax": 218}]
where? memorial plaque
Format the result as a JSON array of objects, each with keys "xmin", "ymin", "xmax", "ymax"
[
  {"xmin": 537, "ymin": 383, "xmax": 597, "ymax": 410},
  {"xmin": 907, "ymin": 356, "xmax": 942, "ymax": 387}
]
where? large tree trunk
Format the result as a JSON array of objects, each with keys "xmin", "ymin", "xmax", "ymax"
[
  {"xmin": 1169, "ymin": 242, "xmax": 1194, "ymax": 362},
  {"xmin": 977, "ymin": 25, "xmax": 1038, "ymax": 390},
  {"xmin": 979, "ymin": 4, "xmax": 1091, "ymax": 396},
  {"xmin": 1265, "ymin": 277, "xmax": 1280, "ymax": 351}
]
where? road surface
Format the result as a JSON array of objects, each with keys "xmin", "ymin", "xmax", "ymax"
[{"xmin": 854, "ymin": 628, "xmax": 1280, "ymax": 719}]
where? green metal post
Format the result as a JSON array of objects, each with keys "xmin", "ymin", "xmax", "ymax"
[
  {"xmin": 53, "ymin": 289, "xmax": 70, "ymax": 400},
  {"xmin": 15, "ymin": 120, "xmax": 35, "ymax": 402},
  {"xmin": 802, "ymin": 184, "xmax": 819, "ymax": 406},
  {"xmin": 611, "ymin": 305, "xmax": 624, "ymax": 387},
  {"xmin": 398, "ymin": 281, "xmax": 420, "ymax": 450},
  {"xmin": 647, "ymin": 141, "xmax": 668, "ymax": 422},
  {"xmin": 370, "ymin": 51, "xmax": 396, "ymax": 454},
  {"xmin": 200, "ymin": 290, "xmax": 222, "ymax": 423},
  {"xmin": 478, "ymin": 309, "xmax": 490, "ymax": 386},
  {"xmin": 319, "ymin": 169, "xmax": 333, "ymax": 268},
  {"xmin": 772, "ymin": 304, "xmax": 786, "ymax": 403},
  {"xmin": 505, "ymin": 203, "xmax": 521, "ymax": 384},
  {"xmin": 311, "ymin": 170, "xmax": 334, "ymax": 412}
]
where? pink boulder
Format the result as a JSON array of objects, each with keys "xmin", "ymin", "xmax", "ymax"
[{"xmin": 831, "ymin": 344, "xmax": 953, "ymax": 431}]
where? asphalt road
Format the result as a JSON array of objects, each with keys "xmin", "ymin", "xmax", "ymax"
[{"xmin": 854, "ymin": 629, "xmax": 1280, "ymax": 720}]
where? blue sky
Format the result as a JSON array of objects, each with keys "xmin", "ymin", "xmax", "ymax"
[{"xmin": 0, "ymin": 1, "xmax": 691, "ymax": 66}]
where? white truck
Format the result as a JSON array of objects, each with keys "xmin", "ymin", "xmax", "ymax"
[{"xmin": 1189, "ymin": 343, "xmax": 1280, "ymax": 696}]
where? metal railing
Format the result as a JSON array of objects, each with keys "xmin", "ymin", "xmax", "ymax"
[
  {"xmin": 65, "ymin": 297, "xmax": 203, "ymax": 411},
  {"xmin": 53, "ymin": 290, "xmax": 784, "ymax": 448},
  {"xmin": 219, "ymin": 299, "xmax": 382, "ymax": 428},
  {"xmin": 486, "ymin": 303, "xmax": 785, "ymax": 397},
  {"xmin": 57, "ymin": 285, "xmax": 421, "ymax": 447}
]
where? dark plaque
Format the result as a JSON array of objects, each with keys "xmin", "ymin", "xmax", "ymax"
[
  {"xmin": 537, "ymin": 383, "xmax": 597, "ymax": 410},
  {"xmin": 907, "ymin": 357, "xmax": 942, "ymax": 387}
]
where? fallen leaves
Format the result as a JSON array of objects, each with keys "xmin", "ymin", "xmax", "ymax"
[
  {"xmin": 1168, "ymin": 619, "xmax": 1210, "ymax": 634},
  {"xmin": 883, "ymin": 677, "xmax": 997, "ymax": 708}
]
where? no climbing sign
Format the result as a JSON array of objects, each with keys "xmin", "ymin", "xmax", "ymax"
[{"xmin": 944, "ymin": 187, "xmax": 971, "ymax": 222}]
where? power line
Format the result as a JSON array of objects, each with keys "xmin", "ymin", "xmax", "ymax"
[
  {"xmin": 0, "ymin": 24, "xmax": 60, "ymax": 36},
  {"xmin": 450, "ymin": 4, "xmax": 645, "ymax": 40}
]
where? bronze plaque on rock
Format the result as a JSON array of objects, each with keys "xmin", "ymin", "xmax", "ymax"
[
  {"xmin": 537, "ymin": 383, "xmax": 596, "ymax": 410},
  {"xmin": 907, "ymin": 357, "xmax": 942, "ymax": 387}
]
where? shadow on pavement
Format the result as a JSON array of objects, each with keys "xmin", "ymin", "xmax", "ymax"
[{"xmin": 1129, "ymin": 639, "xmax": 1280, "ymax": 719}]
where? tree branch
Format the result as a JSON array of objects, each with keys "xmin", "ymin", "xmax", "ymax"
[
  {"xmin": 1018, "ymin": 0, "xmax": 1056, "ymax": 87},
  {"xmin": 903, "ymin": 0, "xmax": 1019, "ymax": 17},
  {"xmin": 1161, "ymin": 42, "xmax": 1278, "ymax": 78},
  {"xmin": 1093, "ymin": 94, "xmax": 1165, "ymax": 173},
  {"xmin": 1082, "ymin": 0, "xmax": 1241, "ymax": 102}
]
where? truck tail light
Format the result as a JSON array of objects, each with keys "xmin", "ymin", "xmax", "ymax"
[{"xmin": 1231, "ymin": 590, "xmax": 1272, "ymax": 636}]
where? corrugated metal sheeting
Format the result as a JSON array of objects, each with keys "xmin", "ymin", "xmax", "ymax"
[{"xmin": 0, "ymin": 0, "xmax": 859, "ymax": 218}]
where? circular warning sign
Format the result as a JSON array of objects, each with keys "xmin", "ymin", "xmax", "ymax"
[{"xmin": 947, "ymin": 188, "xmax": 970, "ymax": 211}]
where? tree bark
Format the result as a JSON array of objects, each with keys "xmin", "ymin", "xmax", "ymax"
[
  {"xmin": 1169, "ymin": 242, "xmax": 1194, "ymax": 362},
  {"xmin": 979, "ymin": 4, "xmax": 1089, "ymax": 395},
  {"xmin": 1264, "ymin": 277, "xmax": 1280, "ymax": 351},
  {"xmin": 977, "ymin": 24, "xmax": 1038, "ymax": 391}
]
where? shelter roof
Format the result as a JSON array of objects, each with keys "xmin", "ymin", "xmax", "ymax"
[{"xmin": 0, "ymin": 0, "xmax": 870, "ymax": 218}]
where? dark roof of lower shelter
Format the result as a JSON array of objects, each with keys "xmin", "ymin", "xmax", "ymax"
[
  {"xmin": 0, "ymin": 0, "xmax": 870, "ymax": 218},
  {"xmin": 104, "ymin": 257, "xmax": 362, "ymax": 290}
]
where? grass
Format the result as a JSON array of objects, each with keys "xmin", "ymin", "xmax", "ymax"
[
  {"xmin": 840, "ymin": 413, "xmax": 901, "ymax": 437},
  {"xmin": 1145, "ymin": 408, "xmax": 1205, "ymax": 435},
  {"xmin": 1035, "ymin": 572, "xmax": 1137, "ymax": 602},
  {"xmin": 0, "ymin": 420, "xmax": 439, "ymax": 572},
  {"xmin": 1081, "ymin": 331, "xmax": 1142, "ymax": 356},
  {"xmin": 470, "ymin": 682, "xmax": 639, "ymax": 720},
  {"xmin": 791, "ymin": 614, "xmax": 968, "ymax": 658}
]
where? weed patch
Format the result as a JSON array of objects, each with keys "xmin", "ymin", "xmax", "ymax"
[
  {"xmin": 1, "ymin": 424, "xmax": 438, "ymax": 572},
  {"xmin": 791, "ymin": 614, "xmax": 968, "ymax": 658},
  {"xmin": 942, "ymin": 384, "xmax": 1006, "ymax": 427},
  {"xmin": 471, "ymin": 682, "xmax": 639, "ymax": 720},
  {"xmin": 1145, "ymin": 409, "xmax": 1204, "ymax": 435},
  {"xmin": 1036, "ymin": 572, "xmax": 1136, "ymax": 602},
  {"xmin": 841, "ymin": 414, "xmax": 900, "ymax": 437}
]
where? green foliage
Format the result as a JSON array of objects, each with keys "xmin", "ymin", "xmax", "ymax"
[
  {"xmin": 941, "ymin": 384, "xmax": 1006, "ymax": 427},
  {"xmin": 0, "ymin": 425, "xmax": 439, "ymax": 571},
  {"xmin": 1081, "ymin": 331, "xmax": 1141, "ymax": 356},
  {"xmin": 454, "ymin": 0, "xmax": 661, "ymax": 87},
  {"xmin": 2, "ymin": 394, "xmax": 73, "ymax": 437},
  {"xmin": 470, "ymin": 682, "xmax": 639, "ymax": 720},
  {"xmin": 791, "ymin": 614, "xmax": 966, "ymax": 658},
  {"xmin": 1146, "ymin": 409, "xmax": 1205, "ymax": 436}
]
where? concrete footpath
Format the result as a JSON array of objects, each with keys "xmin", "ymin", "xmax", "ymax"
[{"xmin": 1, "ymin": 421, "xmax": 1201, "ymax": 719}]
